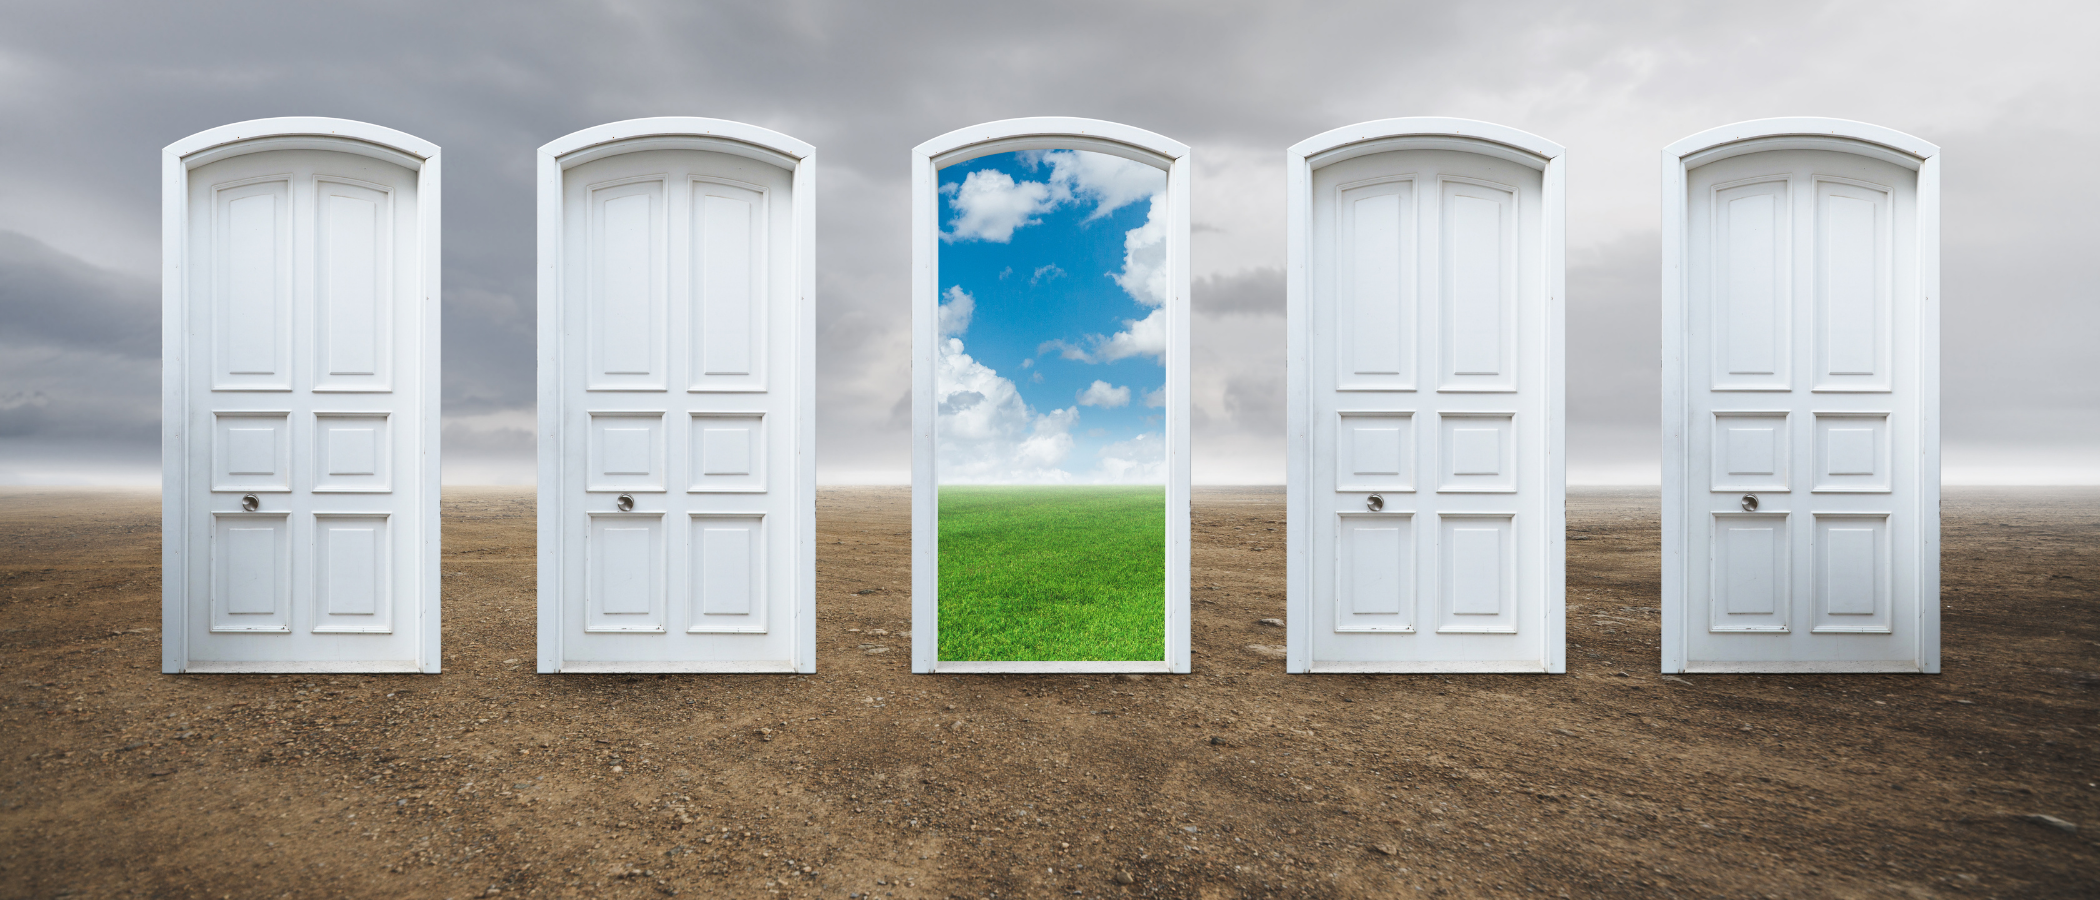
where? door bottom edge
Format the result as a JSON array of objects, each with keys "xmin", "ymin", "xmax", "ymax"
[
  {"xmin": 934, "ymin": 661, "xmax": 1174, "ymax": 674},
  {"xmin": 1307, "ymin": 661, "xmax": 1549, "ymax": 674},
  {"xmin": 1684, "ymin": 660, "xmax": 1925, "ymax": 674},
  {"xmin": 557, "ymin": 660, "xmax": 798, "ymax": 674},
  {"xmin": 184, "ymin": 660, "xmax": 423, "ymax": 674}
]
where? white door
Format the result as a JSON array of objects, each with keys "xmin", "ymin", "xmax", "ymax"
[
  {"xmin": 537, "ymin": 119, "xmax": 814, "ymax": 673},
  {"xmin": 1663, "ymin": 119, "xmax": 1940, "ymax": 673},
  {"xmin": 1286, "ymin": 120, "xmax": 1566, "ymax": 674},
  {"xmin": 161, "ymin": 119, "xmax": 441, "ymax": 673}
]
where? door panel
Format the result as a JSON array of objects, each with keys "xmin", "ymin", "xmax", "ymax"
[
  {"xmin": 1298, "ymin": 140, "xmax": 1560, "ymax": 672},
  {"xmin": 1712, "ymin": 179, "xmax": 1791, "ymax": 390},
  {"xmin": 314, "ymin": 514, "xmax": 390, "ymax": 631},
  {"xmin": 588, "ymin": 513, "xmax": 665, "ymax": 629},
  {"xmin": 589, "ymin": 179, "xmax": 668, "ymax": 390},
  {"xmin": 546, "ymin": 138, "xmax": 807, "ymax": 672},
  {"xmin": 1711, "ymin": 513, "xmax": 1788, "ymax": 631},
  {"xmin": 314, "ymin": 178, "xmax": 393, "ymax": 391},
  {"xmin": 1438, "ymin": 179, "xmax": 1517, "ymax": 391},
  {"xmin": 1337, "ymin": 180, "xmax": 1415, "ymax": 390},
  {"xmin": 691, "ymin": 178, "xmax": 767, "ymax": 390},
  {"xmin": 174, "ymin": 138, "xmax": 431, "ymax": 671},
  {"xmin": 213, "ymin": 178, "xmax": 293, "ymax": 390},
  {"xmin": 1675, "ymin": 145, "xmax": 1926, "ymax": 670},
  {"xmin": 1336, "ymin": 513, "xmax": 1413, "ymax": 630},
  {"xmin": 213, "ymin": 512, "xmax": 290, "ymax": 631}
]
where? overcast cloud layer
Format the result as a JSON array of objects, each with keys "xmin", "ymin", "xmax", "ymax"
[{"xmin": 0, "ymin": 0, "xmax": 2094, "ymax": 485}]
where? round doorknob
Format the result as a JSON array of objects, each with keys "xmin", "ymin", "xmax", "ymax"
[
  {"xmin": 616, "ymin": 493, "xmax": 635, "ymax": 512},
  {"xmin": 241, "ymin": 493, "xmax": 260, "ymax": 512},
  {"xmin": 1740, "ymin": 493, "xmax": 1759, "ymax": 512},
  {"xmin": 1366, "ymin": 493, "xmax": 1384, "ymax": 512}
]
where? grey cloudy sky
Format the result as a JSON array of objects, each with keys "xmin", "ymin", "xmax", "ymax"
[{"xmin": 1, "ymin": 0, "xmax": 2094, "ymax": 485}]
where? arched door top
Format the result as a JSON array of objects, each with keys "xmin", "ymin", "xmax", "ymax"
[
  {"xmin": 540, "ymin": 117, "xmax": 813, "ymax": 171},
  {"xmin": 1666, "ymin": 117, "xmax": 1939, "ymax": 170},
  {"xmin": 1290, "ymin": 118, "xmax": 1564, "ymax": 172},
  {"xmin": 165, "ymin": 117, "xmax": 437, "ymax": 171},
  {"xmin": 915, "ymin": 117, "xmax": 1188, "ymax": 171}
]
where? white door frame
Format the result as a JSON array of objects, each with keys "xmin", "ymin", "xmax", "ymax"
[
  {"xmin": 160, "ymin": 117, "xmax": 444, "ymax": 673},
  {"xmin": 1660, "ymin": 117, "xmax": 1941, "ymax": 673},
  {"xmin": 535, "ymin": 117, "xmax": 818, "ymax": 673},
  {"xmin": 1283, "ymin": 118, "xmax": 1567, "ymax": 674},
  {"xmin": 909, "ymin": 118, "xmax": 1192, "ymax": 675}
]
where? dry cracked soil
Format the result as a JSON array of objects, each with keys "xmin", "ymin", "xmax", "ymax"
[{"xmin": 1, "ymin": 486, "xmax": 2096, "ymax": 900}]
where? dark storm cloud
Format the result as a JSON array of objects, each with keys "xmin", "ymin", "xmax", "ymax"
[
  {"xmin": 0, "ymin": 231, "xmax": 158, "ymax": 444},
  {"xmin": 0, "ymin": 230, "xmax": 157, "ymax": 359},
  {"xmin": 0, "ymin": 0, "xmax": 2095, "ymax": 483}
]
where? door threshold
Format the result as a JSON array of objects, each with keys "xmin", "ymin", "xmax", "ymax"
[
  {"xmin": 182, "ymin": 660, "xmax": 424, "ymax": 674},
  {"xmin": 557, "ymin": 660, "xmax": 799, "ymax": 674},
  {"xmin": 934, "ymin": 661, "xmax": 1175, "ymax": 675},
  {"xmin": 1308, "ymin": 660, "xmax": 1550, "ymax": 674},
  {"xmin": 1683, "ymin": 660, "xmax": 1926, "ymax": 674}
]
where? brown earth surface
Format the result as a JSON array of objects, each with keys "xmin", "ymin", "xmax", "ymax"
[{"xmin": 1, "ymin": 486, "xmax": 2096, "ymax": 900}]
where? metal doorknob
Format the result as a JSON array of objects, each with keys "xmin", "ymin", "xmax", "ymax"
[
  {"xmin": 1740, "ymin": 493, "xmax": 1759, "ymax": 512},
  {"xmin": 1366, "ymin": 493, "xmax": 1384, "ymax": 512},
  {"xmin": 616, "ymin": 493, "xmax": 635, "ymax": 512},
  {"xmin": 241, "ymin": 493, "xmax": 260, "ymax": 512}
]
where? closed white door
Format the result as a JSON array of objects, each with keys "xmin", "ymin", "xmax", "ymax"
[
  {"xmin": 1664, "ymin": 120, "xmax": 1939, "ymax": 672},
  {"xmin": 1288, "ymin": 121, "xmax": 1566, "ymax": 673},
  {"xmin": 538, "ymin": 121, "xmax": 813, "ymax": 673},
  {"xmin": 162, "ymin": 120, "xmax": 439, "ymax": 673}
]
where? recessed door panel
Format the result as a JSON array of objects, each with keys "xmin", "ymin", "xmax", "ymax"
[
  {"xmin": 1814, "ymin": 513, "xmax": 1890, "ymax": 632},
  {"xmin": 1813, "ymin": 412, "xmax": 1890, "ymax": 492},
  {"xmin": 1814, "ymin": 178, "xmax": 1890, "ymax": 391},
  {"xmin": 689, "ymin": 413, "xmax": 765, "ymax": 492},
  {"xmin": 1439, "ymin": 178, "xmax": 1517, "ymax": 392},
  {"xmin": 691, "ymin": 179, "xmax": 767, "ymax": 391},
  {"xmin": 1711, "ymin": 179, "xmax": 1790, "ymax": 391},
  {"xmin": 1711, "ymin": 513, "xmax": 1788, "ymax": 632},
  {"xmin": 589, "ymin": 179, "xmax": 667, "ymax": 391},
  {"xmin": 1336, "ymin": 513, "xmax": 1413, "ymax": 631},
  {"xmin": 1438, "ymin": 514, "xmax": 1515, "ymax": 633},
  {"xmin": 690, "ymin": 514, "xmax": 766, "ymax": 631},
  {"xmin": 1335, "ymin": 412, "xmax": 1413, "ymax": 492},
  {"xmin": 212, "ymin": 512, "xmax": 290, "ymax": 632},
  {"xmin": 1437, "ymin": 412, "xmax": 1515, "ymax": 493},
  {"xmin": 314, "ymin": 513, "xmax": 391, "ymax": 632},
  {"xmin": 588, "ymin": 513, "xmax": 664, "ymax": 631},
  {"xmin": 314, "ymin": 178, "xmax": 393, "ymax": 391},
  {"xmin": 1336, "ymin": 179, "xmax": 1415, "ymax": 390},
  {"xmin": 1711, "ymin": 412, "xmax": 1789, "ymax": 492},
  {"xmin": 313, "ymin": 413, "xmax": 390, "ymax": 492},
  {"xmin": 587, "ymin": 412, "xmax": 665, "ymax": 492},
  {"xmin": 213, "ymin": 178, "xmax": 293, "ymax": 391},
  {"xmin": 213, "ymin": 412, "xmax": 291, "ymax": 492}
]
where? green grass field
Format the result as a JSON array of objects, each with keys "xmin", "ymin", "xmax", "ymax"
[{"xmin": 937, "ymin": 485, "xmax": 1166, "ymax": 661}]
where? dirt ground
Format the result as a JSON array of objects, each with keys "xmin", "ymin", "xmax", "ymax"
[{"xmin": 1, "ymin": 486, "xmax": 2095, "ymax": 900}]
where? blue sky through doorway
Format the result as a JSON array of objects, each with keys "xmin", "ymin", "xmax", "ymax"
[{"xmin": 934, "ymin": 150, "xmax": 1167, "ymax": 484}]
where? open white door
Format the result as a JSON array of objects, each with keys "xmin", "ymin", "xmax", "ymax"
[
  {"xmin": 1285, "ymin": 119, "xmax": 1566, "ymax": 674},
  {"xmin": 537, "ymin": 118, "xmax": 815, "ymax": 674},
  {"xmin": 161, "ymin": 118, "xmax": 442, "ymax": 673},
  {"xmin": 909, "ymin": 118, "xmax": 1192, "ymax": 674},
  {"xmin": 1662, "ymin": 118, "xmax": 1940, "ymax": 674}
]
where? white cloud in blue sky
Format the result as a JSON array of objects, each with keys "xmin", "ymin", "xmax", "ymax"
[
  {"xmin": 942, "ymin": 170, "xmax": 1057, "ymax": 243},
  {"xmin": 1076, "ymin": 380, "xmax": 1130, "ymax": 408},
  {"xmin": 1111, "ymin": 195, "xmax": 1168, "ymax": 307},
  {"xmin": 937, "ymin": 285, "xmax": 974, "ymax": 336}
]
